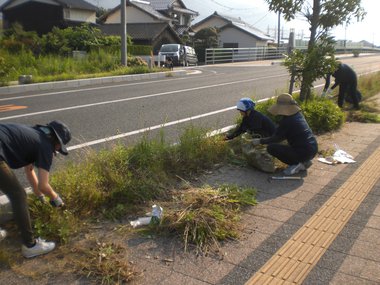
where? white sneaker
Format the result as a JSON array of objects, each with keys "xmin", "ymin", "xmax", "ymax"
[
  {"xmin": 0, "ymin": 229, "xmax": 6, "ymax": 242},
  {"xmin": 283, "ymin": 162, "xmax": 306, "ymax": 175},
  {"xmin": 21, "ymin": 237, "xmax": 55, "ymax": 258}
]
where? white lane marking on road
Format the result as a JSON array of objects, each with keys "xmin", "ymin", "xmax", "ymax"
[
  {"xmin": 0, "ymin": 65, "xmax": 248, "ymax": 101},
  {"xmin": 0, "ymin": 71, "xmax": 214, "ymax": 102},
  {"xmin": 67, "ymin": 97, "xmax": 272, "ymax": 151},
  {"xmin": 0, "ymin": 73, "xmax": 285, "ymax": 121},
  {"xmin": 67, "ymin": 106, "xmax": 237, "ymax": 150}
]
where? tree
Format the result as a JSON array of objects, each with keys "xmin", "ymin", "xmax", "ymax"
[
  {"xmin": 265, "ymin": 0, "xmax": 365, "ymax": 101},
  {"xmin": 193, "ymin": 27, "xmax": 219, "ymax": 63}
]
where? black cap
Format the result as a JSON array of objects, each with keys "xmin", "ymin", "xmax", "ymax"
[{"xmin": 47, "ymin": 120, "xmax": 71, "ymax": 155}]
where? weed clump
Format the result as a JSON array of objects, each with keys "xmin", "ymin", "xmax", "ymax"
[
  {"xmin": 69, "ymin": 238, "xmax": 137, "ymax": 284},
  {"xmin": 159, "ymin": 184, "xmax": 256, "ymax": 255},
  {"xmin": 30, "ymin": 126, "xmax": 229, "ymax": 243}
]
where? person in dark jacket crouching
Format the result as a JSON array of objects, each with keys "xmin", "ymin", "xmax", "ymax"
[
  {"xmin": 225, "ymin": 97, "xmax": 276, "ymax": 140},
  {"xmin": 251, "ymin": 93, "xmax": 318, "ymax": 175},
  {"xmin": 0, "ymin": 120, "xmax": 71, "ymax": 258}
]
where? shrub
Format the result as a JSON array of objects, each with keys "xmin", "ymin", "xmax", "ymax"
[
  {"xmin": 255, "ymin": 97, "xmax": 279, "ymax": 123},
  {"xmin": 256, "ymin": 96, "xmax": 344, "ymax": 134},
  {"xmin": 128, "ymin": 45, "xmax": 152, "ymax": 56},
  {"xmin": 127, "ymin": 56, "xmax": 148, "ymax": 67},
  {"xmin": 300, "ymin": 98, "xmax": 345, "ymax": 134},
  {"xmin": 0, "ymin": 55, "xmax": 13, "ymax": 85},
  {"xmin": 1, "ymin": 23, "xmax": 41, "ymax": 54}
]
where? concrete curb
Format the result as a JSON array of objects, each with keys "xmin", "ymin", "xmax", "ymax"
[{"xmin": 0, "ymin": 70, "xmax": 187, "ymax": 95}]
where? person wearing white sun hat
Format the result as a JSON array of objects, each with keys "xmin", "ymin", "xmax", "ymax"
[{"xmin": 251, "ymin": 93, "xmax": 318, "ymax": 175}]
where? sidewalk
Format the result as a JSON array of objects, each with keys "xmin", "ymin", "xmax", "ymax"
[
  {"xmin": 125, "ymin": 120, "xmax": 380, "ymax": 285},
  {"xmin": 0, "ymin": 97, "xmax": 379, "ymax": 284},
  {"xmin": 1, "ymin": 120, "xmax": 378, "ymax": 285}
]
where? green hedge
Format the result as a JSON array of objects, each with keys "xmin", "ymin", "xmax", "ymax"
[{"xmin": 128, "ymin": 45, "xmax": 152, "ymax": 56}]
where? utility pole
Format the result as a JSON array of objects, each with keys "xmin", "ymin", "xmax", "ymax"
[
  {"xmin": 277, "ymin": 11, "xmax": 281, "ymax": 47},
  {"xmin": 121, "ymin": 0, "xmax": 127, "ymax": 66}
]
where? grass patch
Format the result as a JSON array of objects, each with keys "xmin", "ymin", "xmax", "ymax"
[
  {"xmin": 0, "ymin": 246, "xmax": 13, "ymax": 269},
  {"xmin": 158, "ymin": 184, "xmax": 256, "ymax": 255},
  {"xmin": 336, "ymin": 72, "xmax": 380, "ymax": 123},
  {"xmin": 0, "ymin": 49, "xmax": 164, "ymax": 85},
  {"xmin": 68, "ymin": 238, "xmax": 137, "ymax": 285},
  {"xmin": 27, "ymin": 126, "xmax": 229, "ymax": 244}
]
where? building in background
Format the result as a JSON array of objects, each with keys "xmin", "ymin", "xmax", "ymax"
[
  {"xmin": 192, "ymin": 11, "xmax": 274, "ymax": 48},
  {"xmin": 100, "ymin": 0, "xmax": 198, "ymax": 53},
  {"xmin": 0, "ymin": 0, "xmax": 97, "ymax": 35}
]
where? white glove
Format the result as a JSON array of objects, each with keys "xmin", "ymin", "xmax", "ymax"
[
  {"xmin": 321, "ymin": 88, "xmax": 331, "ymax": 97},
  {"xmin": 252, "ymin": 138, "xmax": 261, "ymax": 146}
]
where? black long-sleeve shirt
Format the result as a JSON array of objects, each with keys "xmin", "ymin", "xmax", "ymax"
[
  {"xmin": 260, "ymin": 112, "xmax": 317, "ymax": 149},
  {"xmin": 227, "ymin": 110, "xmax": 276, "ymax": 139},
  {"xmin": 324, "ymin": 63, "xmax": 357, "ymax": 91}
]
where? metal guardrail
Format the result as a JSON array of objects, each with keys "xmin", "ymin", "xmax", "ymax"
[
  {"xmin": 205, "ymin": 47, "xmax": 289, "ymax": 65},
  {"xmin": 205, "ymin": 46, "xmax": 380, "ymax": 65}
]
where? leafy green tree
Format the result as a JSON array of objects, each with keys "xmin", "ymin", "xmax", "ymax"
[
  {"xmin": 265, "ymin": 0, "xmax": 366, "ymax": 100},
  {"xmin": 193, "ymin": 27, "xmax": 219, "ymax": 63},
  {"xmin": 41, "ymin": 24, "xmax": 132, "ymax": 55},
  {"xmin": 96, "ymin": 7, "xmax": 110, "ymax": 24}
]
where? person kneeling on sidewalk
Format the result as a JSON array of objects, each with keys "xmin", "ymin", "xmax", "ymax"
[
  {"xmin": 251, "ymin": 93, "xmax": 318, "ymax": 175},
  {"xmin": 0, "ymin": 120, "xmax": 71, "ymax": 258},
  {"xmin": 225, "ymin": 97, "xmax": 276, "ymax": 140}
]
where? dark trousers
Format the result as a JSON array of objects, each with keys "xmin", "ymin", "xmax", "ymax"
[
  {"xmin": 338, "ymin": 82, "xmax": 359, "ymax": 108},
  {"xmin": 0, "ymin": 161, "xmax": 35, "ymax": 246},
  {"xmin": 267, "ymin": 143, "xmax": 317, "ymax": 165}
]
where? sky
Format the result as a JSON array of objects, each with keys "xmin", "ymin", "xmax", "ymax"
[
  {"xmin": 1, "ymin": 0, "xmax": 379, "ymax": 46},
  {"xmin": 85, "ymin": 0, "xmax": 379, "ymax": 46}
]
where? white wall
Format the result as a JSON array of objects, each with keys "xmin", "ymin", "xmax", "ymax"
[
  {"xmin": 219, "ymin": 27, "xmax": 267, "ymax": 48},
  {"xmin": 105, "ymin": 6, "xmax": 162, "ymax": 24},
  {"xmin": 64, "ymin": 8, "xmax": 96, "ymax": 23},
  {"xmin": 192, "ymin": 17, "xmax": 227, "ymax": 32}
]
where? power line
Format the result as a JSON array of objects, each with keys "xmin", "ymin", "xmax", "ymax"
[{"xmin": 208, "ymin": 0, "xmax": 258, "ymax": 11}]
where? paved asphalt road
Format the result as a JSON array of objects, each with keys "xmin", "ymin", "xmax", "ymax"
[{"xmin": 1, "ymin": 55, "xmax": 380, "ymax": 188}]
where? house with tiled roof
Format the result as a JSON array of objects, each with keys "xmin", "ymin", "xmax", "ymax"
[
  {"xmin": 192, "ymin": 11, "xmax": 274, "ymax": 48},
  {"xmin": 0, "ymin": 0, "xmax": 97, "ymax": 35},
  {"xmin": 147, "ymin": 0, "xmax": 198, "ymax": 36},
  {"xmin": 100, "ymin": 0, "xmax": 197, "ymax": 53}
]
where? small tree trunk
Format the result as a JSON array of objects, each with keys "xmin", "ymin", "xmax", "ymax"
[{"xmin": 299, "ymin": 0, "xmax": 321, "ymax": 102}]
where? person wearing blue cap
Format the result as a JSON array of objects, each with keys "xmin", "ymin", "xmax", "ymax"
[
  {"xmin": 0, "ymin": 120, "xmax": 71, "ymax": 258},
  {"xmin": 225, "ymin": 97, "xmax": 276, "ymax": 140}
]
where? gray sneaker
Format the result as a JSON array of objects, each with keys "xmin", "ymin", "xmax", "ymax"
[
  {"xmin": 303, "ymin": 160, "xmax": 313, "ymax": 169},
  {"xmin": 0, "ymin": 228, "xmax": 6, "ymax": 242},
  {"xmin": 283, "ymin": 162, "xmax": 306, "ymax": 175},
  {"xmin": 22, "ymin": 237, "xmax": 55, "ymax": 258}
]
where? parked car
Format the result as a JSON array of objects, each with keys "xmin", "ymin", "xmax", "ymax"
[{"xmin": 158, "ymin": 44, "xmax": 198, "ymax": 66}]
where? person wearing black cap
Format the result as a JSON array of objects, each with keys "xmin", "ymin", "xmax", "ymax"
[{"xmin": 0, "ymin": 120, "xmax": 71, "ymax": 258}]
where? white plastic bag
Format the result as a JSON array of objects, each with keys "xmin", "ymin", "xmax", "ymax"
[{"xmin": 130, "ymin": 205, "xmax": 163, "ymax": 228}]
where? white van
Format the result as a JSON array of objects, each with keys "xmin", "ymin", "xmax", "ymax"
[{"xmin": 158, "ymin": 44, "xmax": 198, "ymax": 66}]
